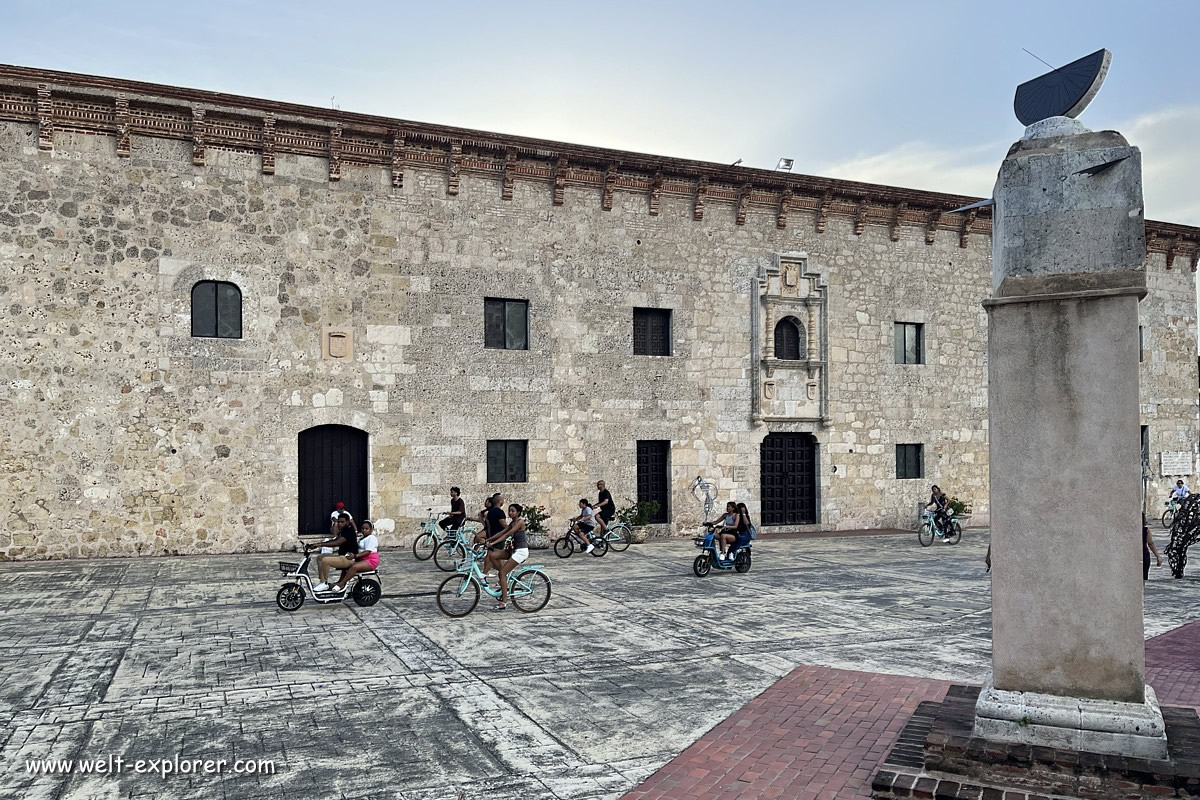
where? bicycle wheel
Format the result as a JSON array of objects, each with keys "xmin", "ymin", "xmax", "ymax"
[
  {"xmin": 1163, "ymin": 509, "xmax": 1175, "ymax": 529},
  {"xmin": 946, "ymin": 522, "xmax": 962, "ymax": 545},
  {"xmin": 412, "ymin": 532, "xmax": 437, "ymax": 561},
  {"xmin": 590, "ymin": 537, "xmax": 608, "ymax": 557},
  {"xmin": 436, "ymin": 574, "xmax": 480, "ymax": 617},
  {"xmin": 434, "ymin": 540, "xmax": 464, "ymax": 572},
  {"xmin": 553, "ymin": 537, "xmax": 574, "ymax": 559},
  {"xmin": 510, "ymin": 570, "xmax": 551, "ymax": 613},
  {"xmin": 693, "ymin": 554, "xmax": 711, "ymax": 577},
  {"xmin": 607, "ymin": 525, "xmax": 631, "ymax": 552},
  {"xmin": 918, "ymin": 523, "xmax": 934, "ymax": 547}
]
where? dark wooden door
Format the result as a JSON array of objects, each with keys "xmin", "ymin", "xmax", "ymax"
[
  {"xmin": 298, "ymin": 425, "xmax": 369, "ymax": 535},
  {"xmin": 760, "ymin": 433, "xmax": 817, "ymax": 526},
  {"xmin": 636, "ymin": 440, "xmax": 670, "ymax": 523}
]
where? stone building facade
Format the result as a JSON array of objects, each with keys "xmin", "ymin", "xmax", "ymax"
[{"xmin": 1, "ymin": 65, "xmax": 1197, "ymax": 560}]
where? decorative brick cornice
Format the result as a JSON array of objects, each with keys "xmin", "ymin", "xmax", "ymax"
[{"xmin": 1, "ymin": 63, "xmax": 1196, "ymax": 256}]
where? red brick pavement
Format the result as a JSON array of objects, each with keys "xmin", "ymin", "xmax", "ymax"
[
  {"xmin": 622, "ymin": 624, "xmax": 1198, "ymax": 800},
  {"xmin": 1147, "ymin": 620, "xmax": 1200, "ymax": 710},
  {"xmin": 621, "ymin": 666, "xmax": 950, "ymax": 800}
]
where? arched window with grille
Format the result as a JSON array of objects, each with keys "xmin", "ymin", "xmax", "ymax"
[
  {"xmin": 773, "ymin": 316, "xmax": 806, "ymax": 360},
  {"xmin": 191, "ymin": 280, "xmax": 242, "ymax": 339}
]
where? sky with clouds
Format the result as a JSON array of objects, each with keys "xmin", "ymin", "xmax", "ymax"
[{"xmin": 2, "ymin": 0, "xmax": 1197, "ymax": 225}]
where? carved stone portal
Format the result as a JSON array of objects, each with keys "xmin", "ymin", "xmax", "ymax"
[{"xmin": 755, "ymin": 253, "xmax": 828, "ymax": 424}]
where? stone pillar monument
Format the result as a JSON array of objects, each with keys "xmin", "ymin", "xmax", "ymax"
[{"xmin": 973, "ymin": 114, "xmax": 1168, "ymax": 758}]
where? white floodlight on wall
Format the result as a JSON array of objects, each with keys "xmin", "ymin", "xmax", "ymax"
[{"xmin": 776, "ymin": 158, "xmax": 794, "ymax": 172}]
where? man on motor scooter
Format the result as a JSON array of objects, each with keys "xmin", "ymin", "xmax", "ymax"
[{"xmin": 309, "ymin": 513, "xmax": 359, "ymax": 592}]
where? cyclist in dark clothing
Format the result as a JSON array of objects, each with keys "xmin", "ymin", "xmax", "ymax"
[
  {"xmin": 439, "ymin": 487, "xmax": 466, "ymax": 532},
  {"xmin": 926, "ymin": 485, "xmax": 953, "ymax": 541},
  {"xmin": 595, "ymin": 481, "xmax": 615, "ymax": 536},
  {"xmin": 482, "ymin": 493, "xmax": 509, "ymax": 581}
]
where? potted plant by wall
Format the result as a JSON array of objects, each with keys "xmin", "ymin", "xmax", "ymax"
[
  {"xmin": 521, "ymin": 504, "xmax": 551, "ymax": 549},
  {"xmin": 948, "ymin": 496, "xmax": 973, "ymax": 526},
  {"xmin": 615, "ymin": 500, "xmax": 661, "ymax": 544}
]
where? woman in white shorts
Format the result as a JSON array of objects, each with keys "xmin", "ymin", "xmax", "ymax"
[{"xmin": 492, "ymin": 503, "xmax": 529, "ymax": 611}]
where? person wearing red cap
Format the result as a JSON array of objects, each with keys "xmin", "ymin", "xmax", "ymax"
[{"xmin": 329, "ymin": 501, "xmax": 354, "ymax": 532}]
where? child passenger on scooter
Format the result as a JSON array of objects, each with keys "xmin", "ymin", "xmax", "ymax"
[{"xmin": 329, "ymin": 521, "xmax": 380, "ymax": 595}]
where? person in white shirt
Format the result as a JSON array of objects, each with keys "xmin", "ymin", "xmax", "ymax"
[
  {"xmin": 1172, "ymin": 480, "xmax": 1190, "ymax": 501},
  {"xmin": 569, "ymin": 499, "xmax": 597, "ymax": 554},
  {"xmin": 328, "ymin": 521, "xmax": 380, "ymax": 595}
]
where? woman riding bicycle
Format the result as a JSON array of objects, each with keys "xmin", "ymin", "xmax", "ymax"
[{"xmin": 490, "ymin": 504, "xmax": 530, "ymax": 611}]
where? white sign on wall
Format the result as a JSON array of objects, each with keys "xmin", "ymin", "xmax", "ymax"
[{"xmin": 1160, "ymin": 451, "xmax": 1193, "ymax": 477}]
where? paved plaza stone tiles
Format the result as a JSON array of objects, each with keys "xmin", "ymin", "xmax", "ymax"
[{"xmin": 2, "ymin": 530, "xmax": 1197, "ymax": 800}]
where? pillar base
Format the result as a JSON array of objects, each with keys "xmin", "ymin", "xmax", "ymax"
[{"xmin": 972, "ymin": 674, "xmax": 1168, "ymax": 759}]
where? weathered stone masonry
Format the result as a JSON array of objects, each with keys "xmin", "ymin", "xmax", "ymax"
[{"xmin": 0, "ymin": 65, "xmax": 1196, "ymax": 559}]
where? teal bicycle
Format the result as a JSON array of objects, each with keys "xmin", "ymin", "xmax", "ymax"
[
  {"xmin": 433, "ymin": 525, "xmax": 482, "ymax": 572},
  {"xmin": 411, "ymin": 508, "xmax": 448, "ymax": 561},
  {"xmin": 598, "ymin": 520, "xmax": 632, "ymax": 552},
  {"xmin": 435, "ymin": 544, "xmax": 552, "ymax": 617}
]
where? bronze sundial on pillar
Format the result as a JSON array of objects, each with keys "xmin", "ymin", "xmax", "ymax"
[{"xmin": 1013, "ymin": 48, "xmax": 1111, "ymax": 125}]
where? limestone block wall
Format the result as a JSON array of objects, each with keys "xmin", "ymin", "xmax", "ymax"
[
  {"xmin": 0, "ymin": 108, "xmax": 1195, "ymax": 559},
  {"xmin": 1140, "ymin": 253, "xmax": 1200, "ymax": 508}
]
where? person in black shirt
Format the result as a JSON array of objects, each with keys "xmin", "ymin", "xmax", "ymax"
[
  {"xmin": 482, "ymin": 493, "xmax": 510, "ymax": 581},
  {"xmin": 310, "ymin": 513, "xmax": 359, "ymax": 592},
  {"xmin": 595, "ymin": 480, "xmax": 615, "ymax": 537},
  {"xmin": 926, "ymin": 485, "xmax": 953, "ymax": 541},
  {"xmin": 439, "ymin": 487, "xmax": 466, "ymax": 532}
]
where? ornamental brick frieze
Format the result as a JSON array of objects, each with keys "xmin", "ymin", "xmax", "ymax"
[{"xmin": 1, "ymin": 64, "xmax": 1195, "ymax": 257}]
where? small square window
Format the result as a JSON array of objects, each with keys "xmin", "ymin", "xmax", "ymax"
[
  {"xmin": 896, "ymin": 444, "xmax": 924, "ymax": 480},
  {"xmin": 894, "ymin": 322, "xmax": 924, "ymax": 364},
  {"xmin": 486, "ymin": 440, "xmax": 528, "ymax": 483},
  {"xmin": 484, "ymin": 298, "xmax": 528, "ymax": 350},
  {"xmin": 634, "ymin": 308, "xmax": 672, "ymax": 356}
]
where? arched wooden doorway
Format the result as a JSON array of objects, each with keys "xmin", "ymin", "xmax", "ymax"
[
  {"xmin": 760, "ymin": 433, "xmax": 818, "ymax": 526},
  {"xmin": 297, "ymin": 425, "xmax": 369, "ymax": 535}
]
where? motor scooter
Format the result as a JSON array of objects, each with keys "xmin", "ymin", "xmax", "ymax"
[
  {"xmin": 275, "ymin": 544, "xmax": 382, "ymax": 611},
  {"xmin": 692, "ymin": 523, "xmax": 752, "ymax": 577}
]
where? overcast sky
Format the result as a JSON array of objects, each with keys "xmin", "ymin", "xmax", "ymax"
[{"xmin": 2, "ymin": 0, "xmax": 1198, "ymax": 225}]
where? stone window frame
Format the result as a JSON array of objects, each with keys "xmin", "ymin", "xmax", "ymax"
[
  {"xmin": 762, "ymin": 297, "xmax": 822, "ymax": 376},
  {"xmin": 773, "ymin": 316, "xmax": 807, "ymax": 360},
  {"xmin": 161, "ymin": 259, "xmax": 262, "ymax": 351}
]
